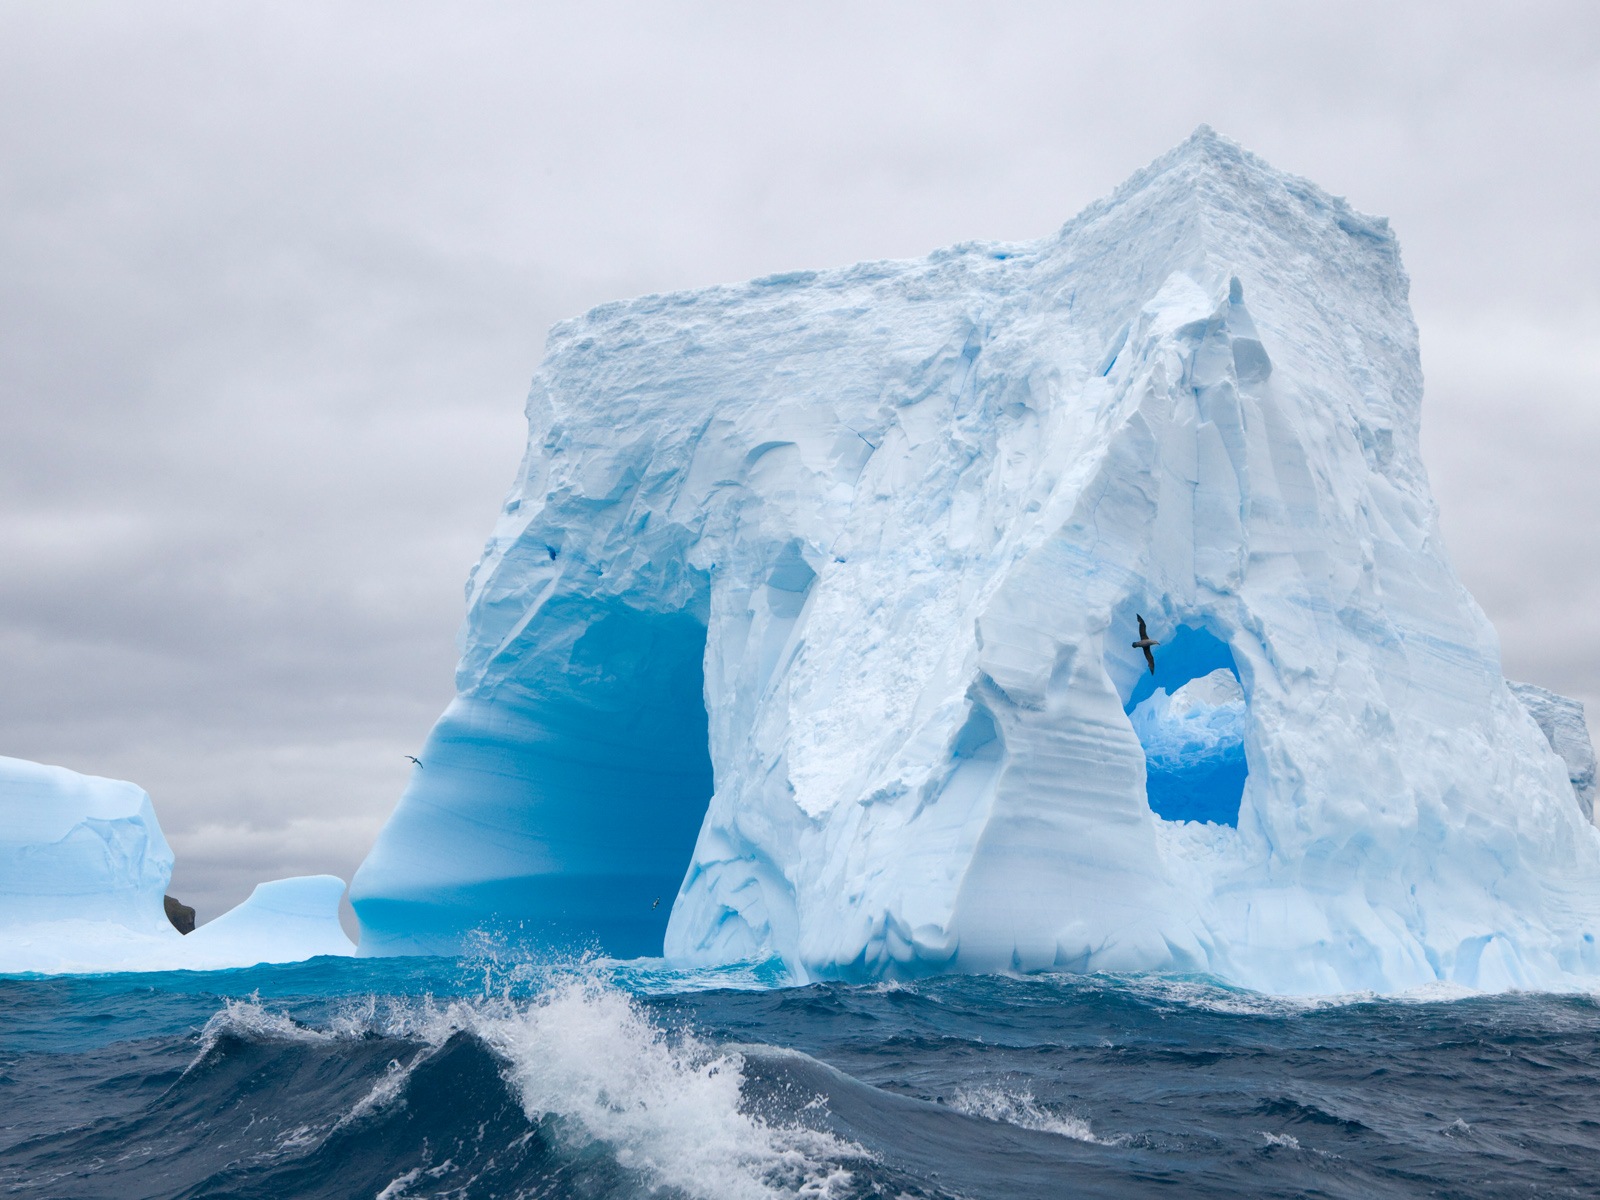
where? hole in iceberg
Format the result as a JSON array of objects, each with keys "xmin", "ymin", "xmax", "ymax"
[
  {"xmin": 355, "ymin": 601, "xmax": 715, "ymax": 959},
  {"xmin": 1124, "ymin": 626, "xmax": 1248, "ymax": 827},
  {"xmin": 544, "ymin": 605, "xmax": 716, "ymax": 954}
]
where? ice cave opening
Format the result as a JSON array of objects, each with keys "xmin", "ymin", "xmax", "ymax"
[
  {"xmin": 1123, "ymin": 626, "xmax": 1248, "ymax": 827},
  {"xmin": 523, "ymin": 604, "xmax": 716, "ymax": 956},
  {"xmin": 351, "ymin": 601, "xmax": 715, "ymax": 959}
]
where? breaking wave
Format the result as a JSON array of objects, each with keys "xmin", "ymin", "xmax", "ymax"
[
  {"xmin": 6, "ymin": 959, "xmax": 1600, "ymax": 1198},
  {"xmin": 166, "ymin": 975, "xmax": 865, "ymax": 1199}
]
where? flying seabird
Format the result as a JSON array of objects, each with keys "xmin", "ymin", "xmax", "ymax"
[
  {"xmin": 652, "ymin": 897, "xmax": 661, "ymax": 910},
  {"xmin": 1132, "ymin": 614, "xmax": 1160, "ymax": 675},
  {"xmin": 405, "ymin": 755, "xmax": 423, "ymax": 768}
]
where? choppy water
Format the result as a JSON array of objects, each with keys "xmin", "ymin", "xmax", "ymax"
[{"xmin": 2, "ymin": 956, "xmax": 1599, "ymax": 1198}]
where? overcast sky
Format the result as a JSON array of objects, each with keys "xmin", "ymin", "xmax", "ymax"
[{"xmin": 2, "ymin": 2, "xmax": 1597, "ymax": 923}]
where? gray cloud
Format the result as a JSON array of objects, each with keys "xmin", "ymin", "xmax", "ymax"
[{"xmin": 2, "ymin": 1, "xmax": 1597, "ymax": 922}]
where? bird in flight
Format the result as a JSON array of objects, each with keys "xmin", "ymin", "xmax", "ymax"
[
  {"xmin": 652, "ymin": 897, "xmax": 661, "ymax": 910},
  {"xmin": 1132, "ymin": 614, "xmax": 1160, "ymax": 675},
  {"xmin": 405, "ymin": 755, "xmax": 423, "ymax": 769}
]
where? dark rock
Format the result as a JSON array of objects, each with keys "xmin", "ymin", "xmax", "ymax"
[{"xmin": 164, "ymin": 894, "xmax": 195, "ymax": 935}]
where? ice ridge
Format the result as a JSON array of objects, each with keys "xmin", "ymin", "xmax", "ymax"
[{"xmin": 351, "ymin": 129, "xmax": 1600, "ymax": 994}]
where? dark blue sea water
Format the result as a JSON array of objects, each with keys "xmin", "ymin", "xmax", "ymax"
[{"xmin": 3, "ymin": 956, "xmax": 1599, "ymax": 1199}]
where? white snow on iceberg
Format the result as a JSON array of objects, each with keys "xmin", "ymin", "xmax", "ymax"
[
  {"xmin": 0, "ymin": 754, "xmax": 354, "ymax": 974},
  {"xmin": 351, "ymin": 128, "xmax": 1600, "ymax": 994}
]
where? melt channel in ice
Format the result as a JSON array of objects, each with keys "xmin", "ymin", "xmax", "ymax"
[
  {"xmin": 0, "ymin": 754, "xmax": 354, "ymax": 973},
  {"xmin": 350, "ymin": 127, "xmax": 1600, "ymax": 995}
]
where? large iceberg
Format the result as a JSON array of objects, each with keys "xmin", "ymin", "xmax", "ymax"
[
  {"xmin": 351, "ymin": 128, "xmax": 1600, "ymax": 993},
  {"xmin": 0, "ymin": 754, "xmax": 355, "ymax": 973}
]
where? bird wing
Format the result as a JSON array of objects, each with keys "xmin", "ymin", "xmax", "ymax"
[
  {"xmin": 1137, "ymin": 614, "xmax": 1148, "ymax": 639},
  {"xmin": 1144, "ymin": 645, "xmax": 1156, "ymax": 675}
]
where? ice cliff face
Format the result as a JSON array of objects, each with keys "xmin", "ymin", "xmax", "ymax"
[{"xmin": 351, "ymin": 128, "xmax": 1600, "ymax": 993}]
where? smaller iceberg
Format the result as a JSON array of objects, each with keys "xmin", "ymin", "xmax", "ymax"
[
  {"xmin": 182, "ymin": 876, "xmax": 354, "ymax": 970},
  {"xmin": 0, "ymin": 754, "xmax": 179, "ymax": 973},
  {"xmin": 0, "ymin": 754, "xmax": 354, "ymax": 973}
]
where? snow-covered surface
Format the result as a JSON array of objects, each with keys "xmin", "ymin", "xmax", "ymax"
[
  {"xmin": 1509, "ymin": 681, "xmax": 1597, "ymax": 823},
  {"xmin": 0, "ymin": 755, "xmax": 353, "ymax": 974},
  {"xmin": 352, "ymin": 128, "xmax": 1600, "ymax": 993}
]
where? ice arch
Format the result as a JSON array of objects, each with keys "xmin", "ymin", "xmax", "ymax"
[
  {"xmin": 352, "ymin": 601, "xmax": 714, "ymax": 958},
  {"xmin": 1123, "ymin": 628, "xmax": 1248, "ymax": 826}
]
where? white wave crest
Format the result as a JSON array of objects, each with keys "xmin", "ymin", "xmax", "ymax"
[
  {"xmin": 185, "ymin": 993, "xmax": 337, "ymax": 1072},
  {"xmin": 339, "ymin": 1055, "xmax": 415, "ymax": 1126},
  {"xmin": 190, "ymin": 975, "xmax": 863, "ymax": 1199},
  {"xmin": 949, "ymin": 1083, "xmax": 1108, "ymax": 1143},
  {"xmin": 471, "ymin": 976, "xmax": 860, "ymax": 1200}
]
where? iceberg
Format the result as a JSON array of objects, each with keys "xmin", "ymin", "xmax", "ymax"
[
  {"xmin": 181, "ymin": 875, "xmax": 355, "ymax": 970},
  {"xmin": 0, "ymin": 754, "xmax": 355, "ymax": 973},
  {"xmin": 351, "ymin": 128, "xmax": 1600, "ymax": 993},
  {"xmin": 0, "ymin": 753, "xmax": 180, "ymax": 972},
  {"xmin": 1509, "ymin": 681, "xmax": 1596, "ymax": 824}
]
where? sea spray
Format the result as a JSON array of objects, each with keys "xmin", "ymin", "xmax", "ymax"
[
  {"xmin": 471, "ymin": 974, "xmax": 861, "ymax": 1199},
  {"xmin": 181, "ymin": 964, "xmax": 865, "ymax": 1200},
  {"xmin": 8, "ymin": 962, "xmax": 1600, "ymax": 1198}
]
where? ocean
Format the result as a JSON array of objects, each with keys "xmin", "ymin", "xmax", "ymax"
[{"xmin": 2, "ymin": 955, "xmax": 1598, "ymax": 1198}]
